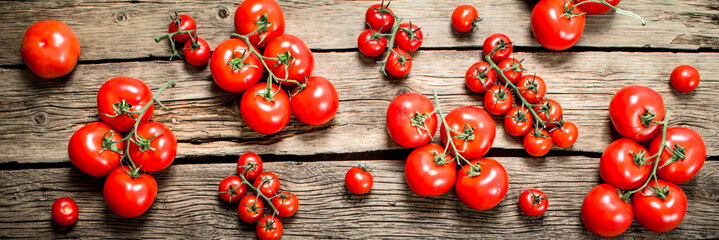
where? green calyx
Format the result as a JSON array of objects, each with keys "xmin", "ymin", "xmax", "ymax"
[
  {"xmin": 643, "ymin": 184, "xmax": 670, "ymax": 200},
  {"xmin": 220, "ymin": 184, "xmax": 244, "ymax": 202},
  {"xmin": 530, "ymin": 190, "xmax": 548, "ymax": 206},
  {"xmin": 639, "ymin": 109, "xmax": 658, "ymax": 128},
  {"xmin": 254, "ymin": 14, "xmax": 273, "ymax": 45},
  {"xmin": 131, "ymin": 127, "xmax": 166, "ymax": 153},
  {"xmin": 227, "ymin": 49, "xmax": 258, "ymax": 71},
  {"xmin": 632, "ymin": 150, "xmax": 653, "ymax": 166},
  {"xmin": 410, "ymin": 111, "xmax": 433, "ymax": 137},
  {"xmin": 660, "ymin": 144, "xmax": 686, "ymax": 169},
  {"xmin": 471, "ymin": 17, "xmax": 483, "ymax": 32},
  {"xmin": 399, "ymin": 21, "xmax": 422, "ymax": 41}
]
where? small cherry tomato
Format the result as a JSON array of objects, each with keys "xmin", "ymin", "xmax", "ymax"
[
  {"xmin": 357, "ymin": 29, "xmax": 387, "ymax": 57},
  {"xmin": 404, "ymin": 143, "xmax": 456, "ymax": 197},
  {"xmin": 632, "ymin": 180, "xmax": 687, "ymax": 233},
  {"xmin": 218, "ymin": 175, "xmax": 247, "ymax": 203},
  {"xmin": 237, "ymin": 152, "xmax": 263, "ymax": 181},
  {"xmin": 524, "ymin": 128, "xmax": 552, "ymax": 157},
  {"xmin": 234, "ymin": 0, "xmax": 285, "ymax": 48},
  {"xmin": 183, "ymin": 36, "xmax": 211, "ymax": 66},
  {"xmin": 290, "ymin": 76, "xmax": 339, "ymax": 125},
  {"xmin": 609, "ymin": 85, "xmax": 665, "ymax": 142},
  {"xmin": 484, "ymin": 85, "xmax": 514, "ymax": 115},
  {"xmin": 210, "ymin": 38, "xmax": 263, "ymax": 93},
  {"xmin": 455, "ymin": 159, "xmax": 509, "ymax": 211},
  {"xmin": 366, "ymin": 2, "xmax": 395, "ymax": 32},
  {"xmin": 345, "ymin": 166, "xmax": 374, "ymax": 195},
  {"xmin": 21, "ymin": 20, "xmax": 80, "ymax": 79},
  {"xmin": 549, "ymin": 121, "xmax": 578, "ymax": 148},
  {"xmin": 516, "ymin": 75, "xmax": 547, "ymax": 104},
  {"xmin": 518, "ymin": 189, "xmax": 548, "ymax": 216},
  {"xmin": 253, "ymin": 172, "xmax": 281, "ymax": 198},
  {"xmin": 238, "ymin": 194, "xmax": 264, "ymax": 223},
  {"xmin": 483, "ymin": 33, "xmax": 513, "ymax": 63},
  {"xmin": 465, "ymin": 61, "xmax": 496, "ymax": 93},
  {"xmin": 575, "ymin": 0, "xmax": 620, "ymax": 15},
  {"xmin": 395, "ymin": 23, "xmax": 423, "ymax": 52},
  {"xmin": 68, "ymin": 122, "xmax": 124, "ymax": 177},
  {"xmin": 581, "ymin": 184, "xmax": 633, "ymax": 237},
  {"xmin": 385, "ymin": 48, "xmax": 412, "ymax": 77},
  {"xmin": 441, "ymin": 106, "xmax": 496, "ymax": 160},
  {"xmin": 533, "ymin": 98, "xmax": 563, "ymax": 128},
  {"xmin": 168, "ymin": 13, "xmax": 196, "ymax": 43},
  {"xmin": 271, "ymin": 191, "xmax": 299, "ymax": 217},
  {"xmin": 600, "ymin": 138, "xmax": 651, "ymax": 190},
  {"xmin": 497, "ymin": 58, "xmax": 523, "ymax": 83},
  {"xmin": 670, "ymin": 65, "xmax": 700, "ymax": 93},
  {"xmin": 240, "ymin": 83, "xmax": 291, "ymax": 135},
  {"xmin": 650, "ymin": 127, "xmax": 706, "ymax": 184},
  {"xmin": 52, "ymin": 197, "xmax": 78, "ymax": 226},
  {"xmin": 128, "ymin": 121, "xmax": 177, "ymax": 173},
  {"xmin": 97, "ymin": 77, "xmax": 154, "ymax": 132},
  {"xmin": 504, "ymin": 106, "xmax": 533, "ymax": 137},
  {"xmin": 386, "ymin": 93, "xmax": 438, "ymax": 148},
  {"xmin": 451, "ymin": 5, "xmax": 480, "ymax": 33},
  {"xmin": 256, "ymin": 215, "xmax": 283, "ymax": 240}
]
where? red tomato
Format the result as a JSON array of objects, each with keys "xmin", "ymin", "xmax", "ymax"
[
  {"xmin": 183, "ymin": 37, "xmax": 211, "ymax": 66},
  {"xmin": 51, "ymin": 197, "xmax": 78, "ymax": 226},
  {"xmin": 256, "ymin": 215, "xmax": 283, "ymax": 240},
  {"xmin": 404, "ymin": 144, "xmax": 456, "ymax": 197},
  {"xmin": 238, "ymin": 194, "xmax": 264, "ymax": 223},
  {"xmin": 345, "ymin": 166, "xmax": 374, "ymax": 195},
  {"xmin": 68, "ymin": 122, "xmax": 124, "ymax": 177},
  {"xmin": 366, "ymin": 3, "xmax": 395, "ymax": 32},
  {"xmin": 575, "ymin": 0, "xmax": 620, "ymax": 15},
  {"xmin": 504, "ymin": 106, "xmax": 533, "ymax": 137},
  {"xmin": 465, "ymin": 61, "xmax": 496, "ymax": 93},
  {"xmin": 234, "ymin": 0, "xmax": 285, "ymax": 48},
  {"xmin": 386, "ymin": 93, "xmax": 437, "ymax": 148},
  {"xmin": 670, "ymin": 65, "xmax": 700, "ymax": 93},
  {"xmin": 632, "ymin": 180, "xmax": 687, "ymax": 233},
  {"xmin": 650, "ymin": 127, "xmax": 706, "ymax": 184},
  {"xmin": 549, "ymin": 121, "xmax": 578, "ymax": 148},
  {"xmin": 271, "ymin": 191, "xmax": 299, "ymax": 217},
  {"xmin": 291, "ymin": 76, "xmax": 339, "ymax": 125},
  {"xmin": 385, "ymin": 48, "xmax": 412, "ymax": 77},
  {"xmin": 531, "ymin": 0, "xmax": 585, "ymax": 51},
  {"xmin": 240, "ymin": 83, "xmax": 291, "ymax": 135},
  {"xmin": 237, "ymin": 152, "xmax": 264, "ymax": 181},
  {"xmin": 524, "ymin": 128, "xmax": 552, "ymax": 157},
  {"xmin": 357, "ymin": 29, "xmax": 387, "ymax": 57},
  {"xmin": 210, "ymin": 38, "xmax": 263, "ymax": 93},
  {"xmin": 128, "ymin": 121, "xmax": 177, "ymax": 172},
  {"xmin": 518, "ymin": 189, "xmax": 548, "ymax": 216},
  {"xmin": 599, "ymin": 138, "xmax": 651, "ymax": 190},
  {"xmin": 484, "ymin": 85, "xmax": 514, "ymax": 115},
  {"xmin": 218, "ymin": 175, "xmax": 247, "ymax": 203},
  {"xmin": 97, "ymin": 77, "xmax": 154, "ymax": 132},
  {"xmin": 253, "ymin": 172, "xmax": 281, "ymax": 198},
  {"xmin": 609, "ymin": 85, "xmax": 665, "ymax": 142},
  {"xmin": 451, "ymin": 5, "xmax": 480, "ymax": 33},
  {"xmin": 168, "ymin": 14, "xmax": 196, "ymax": 43},
  {"xmin": 483, "ymin": 33, "xmax": 513, "ymax": 63},
  {"xmin": 497, "ymin": 58, "xmax": 523, "ymax": 83},
  {"xmin": 581, "ymin": 184, "xmax": 633, "ymax": 237},
  {"xmin": 263, "ymin": 34, "xmax": 314, "ymax": 84},
  {"xmin": 395, "ymin": 23, "xmax": 423, "ymax": 52},
  {"xmin": 103, "ymin": 167, "xmax": 157, "ymax": 218},
  {"xmin": 21, "ymin": 20, "xmax": 80, "ymax": 79},
  {"xmin": 455, "ymin": 159, "xmax": 508, "ymax": 211},
  {"xmin": 516, "ymin": 75, "xmax": 546, "ymax": 104},
  {"xmin": 441, "ymin": 106, "xmax": 496, "ymax": 159},
  {"xmin": 533, "ymin": 98, "xmax": 563, "ymax": 128}
]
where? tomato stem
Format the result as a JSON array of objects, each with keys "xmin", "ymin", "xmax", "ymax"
[
  {"xmin": 624, "ymin": 110, "xmax": 671, "ymax": 200},
  {"xmin": 570, "ymin": 0, "xmax": 646, "ymax": 25},
  {"xmin": 238, "ymin": 166, "xmax": 280, "ymax": 218},
  {"xmin": 431, "ymin": 90, "xmax": 482, "ymax": 177},
  {"xmin": 378, "ymin": 15, "xmax": 403, "ymax": 76}
]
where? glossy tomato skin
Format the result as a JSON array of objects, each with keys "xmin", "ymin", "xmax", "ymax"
[
  {"xmin": 103, "ymin": 167, "xmax": 157, "ymax": 218},
  {"xmin": 441, "ymin": 106, "xmax": 496, "ymax": 159},
  {"xmin": 600, "ymin": 138, "xmax": 651, "ymax": 190},
  {"xmin": 256, "ymin": 215, "xmax": 283, "ymax": 240},
  {"xmin": 234, "ymin": 0, "xmax": 285, "ymax": 48},
  {"xmin": 169, "ymin": 14, "xmax": 196, "ymax": 43},
  {"xmin": 366, "ymin": 3, "xmax": 395, "ymax": 32},
  {"xmin": 504, "ymin": 106, "xmax": 533, "ymax": 137},
  {"xmin": 240, "ymin": 83, "xmax": 291, "ymax": 135},
  {"xmin": 238, "ymin": 195, "xmax": 264, "ymax": 223},
  {"xmin": 52, "ymin": 197, "xmax": 78, "ymax": 226},
  {"xmin": 549, "ymin": 121, "xmax": 578, "ymax": 148},
  {"xmin": 237, "ymin": 152, "xmax": 263, "ymax": 181},
  {"xmin": 524, "ymin": 128, "xmax": 552, "ymax": 157},
  {"xmin": 263, "ymin": 34, "xmax": 314, "ymax": 84},
  {"xmin": 632, "ymin": 180, "xmax": 687, "ymax": 233},
  {"xmin": 534, "ymin": 98, "xmax": 563, "ymax": 128},
  {"xmin": 291, "ymin": 76, "xmax": 339, "ymax": 125},
  {"xmin": 345, "ymin": 167, "xmax": 374, "ymax": 195},
  {"xmin": 609, "ymin": 85, "xmax": 665, "ymax": 142},
  {"xmin": 128, "ymin": 121, "xmax": 177, "ymax": 173},
  {"xmin": 68, "ymin": 122, "xmax": 124, "ymax": 177},
  {"xmin": 465, "ymin": 61, "xmax": 496, "ymax": 93},
  {"xmin": 518, "ymin": 189, "xmax": 548, "ymax": 216},
  {"xmin": 386, "ymin": 93, "xmax": 437, "ymax": 148},
  {"xmin": 357, "ymin": 29, "xmax": 387, "ymax": 57},
  {"xmin": 517, "ymin": 75, "xmax": 546, "ymax": 104},
  {"xmin": 497, "ymin": 58, "xmax": 523, "ymax": 83},
  {"xmin": 484, "ymin": 85, "xmax": 514, "ymax": 115},
  {"xmin": 670, "ymin": 65, "xmax": 700, "ymax": 93},
  {"xmin": 385, "ymin": 48, "xmax": 412, "ymax": 77},
  {"xmin": 253, "ymin": 172, "xmax": 281, "ymax": 198},
  {"xmin": 218, "ymin": 175, "xmax": 247, "ymax": 203},
  {"xmin": 271, "ymin": 191, "xmax": 299, "ymax": 217},
  {"xmin": 21, "ymin": 20, "xmax": 80, "ymax": 79},
  {"xmin": 531, "ymin": 0, "xmax": 585, "ymax": 51},
  {"xmin": 183, "ymin": 37, "xmax": 211, "ymax": 66},
  {"xmin": 581, "ymin": 184, "xmax": 633, "ymax": 237},
  {"xmin": 576, "ymin": 0, "xmax": 620, "ymax": 15},
  {"xmin": 451, "ymin": 5, "xmax": 479, "ymax": 33},
  {"xmin": 395, "ymin": 23, "xmax": 423, "ymax": 52},
  {"xmin": 455, "ymin": 159, "xmax": 509, "ymax": 211},
  {"xmin": 650, "ymin": 127, "xmax": 706, "ymax": 184},
  {"xmin": 210, "ymin": 38, "xmax": 263, "ymax": 93},
  {"xmin": 483, "ymin": 33, "xmax": 513, "ymax": 63},
  {"xmin": 404, "ymin": 144, "xmax": 456, "ymax": 197},
  {"xmin": 97, "ymin": 77, "xmax": 154, "ymax": 132}
]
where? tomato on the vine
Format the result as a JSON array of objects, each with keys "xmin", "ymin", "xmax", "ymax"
[
  {"xmin": 599, "ymin": 138, "xmax": 651, "ymax": 190},
  {"xmin": 68, "ymin": 122, "xmax": 124, "ymax": 177},
  {"xmin": 484, "ymin": 85, "xmax": 514, "ymax": 115},
  {"xmin": 366, "ymin": 2, "xmax": 395, "ymax": 32},
  {"xmin": 395, "ymin": 23, "xmax": 423, "ymax": 52},
  {"xmin": 385, "ymin": 48, "xmax": 412, "ymax": 77},
  {"xmin": 103, "ymin": 167, "xmax": 157, "ymax": 218},
  {"xmin": 609, "ymin": 85, "xmax": 665, "ymax": 142},
  {"xmin": 253, "ymin": 172, "xmax": 281, "ymax": 198},
  {"xmin": 549, "ymin": 121, "xmax": 578, "ymax": 148},
  {"xmin": 218, "ymin": 175, "xmax": 247, "ymax": 203},
  {"xmin": 345, "ymin": 166, "xmax": 374, "ymax": 195},
  {"xmin": 440, "ymin": 106, "xmax": 496, "ymax": 160},
  {"xmin": 386, "ymin": 93, "xmax": 437, "ymax": 148},
  {"xmin": 128, "ymin": 121, "xmax": 177, "ymax": 173},
  {"xmin": 291, "ymin": 76, "xmax": 339, "ymax": 125},
  {"xmin": 533, "ymin": 98, "xmax": 563, "ymax": 128},
  {"xmin": 256, "ymin": 215, "xmax": 283, "ymax": 240},
  {"xmin": 524, "ymin": 128, "xmax": 552, "ymax": 157},
  {"xmin": 234, "ymin": 0, "xmax": 285, "ymax": 48},
  {"xmin": 210, "ymin": 38, "xmax": 263, "ymax": 93},
  {"xmin": 575, "ymin": 0, "xmax": 620, "ymax": 15},
  {"xmin": 357, "ymin": 29, "xmax": 387, "ymax": 57},
  {"xmin": 237, "ymin": 152, "xmax": 263, "ymax": 181},
  {"xmin": 455, "ymin": 158, "xmax": 508, "ymax": 211},
  {"xmin": 183, "ymin": 37, "xmax": 211, "ymax": 66},
  {"xmin": 670, "ymin": 65, "xmax": 700, "ymax": 93},
  {"xmin": 97, "ymin": 77, "xmax": 154, "ymax": 132},
  {"xmin": 516, "ymin": 75, "xmax": 546, "ymax": 104},
  {"xmin": 531, "ymin": 0, "xmax": 585, "ymax": 51},
  {"xmin": 483, "ymin": 33, "xmax": 513, "ymax": 63},
  {"xmin": 263, "ymin": 34, "xmax": 314, "ymax": 84},
  {"xmin": 168, "ymin": 13, "xmax": 196, "ymax": 43},
  {"xmin": 238, "ymin": 195, "xmax": 264, "ymax": 223},
  {"xmin": 632, "ymin": 180, "xmax": 687, "ymax": 233},
  {"xmin": 465, "ymin": 61, "xmax": 496, "ymax": 93},
  {"xmin": 240, "ymin": 83, "xmax": 291, "ymax": 135},
  {"xmin": 271, "ymin": 191, "xmax": 299, "ymax": 217},
  {"xmin": 581, "ymin": 184, "xmax": 633, "ymax": 237},
  {"xmin": 404, "ymin": 144, "xmax": 456, "ymax": 197},
  {"xmin": 52, "ymin": 197, "xmax": 78, "ymax": 226},
  {"xmin": 504, "ymin": 106, "xmax": 533, "ymax": 137},
  {"xmin": 21, "ymin": 20, "xmax": 80, "ymax": 79},
  {"xmin": 451, "ymin": 5, "xmax": 480, "ymax": 33},
  {"xmin": 497, "ymin": 58, "xmax": 523, "ymax": 83},
  {"xmin": 518, "ymin": 189, "xmax": 548, "ymax": 216},
  {"xmin": 650, "ymin": 127, "xmax": 706, "ymax": 184}
]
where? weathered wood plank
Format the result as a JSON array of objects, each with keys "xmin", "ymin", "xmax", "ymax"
[
  {"xmin": 0, "ymin": 158, "xmax": 717, "ymax": 239},
  {"xmin": 1, "ymin": 0, "xmax": 717, "ymax": 64}
]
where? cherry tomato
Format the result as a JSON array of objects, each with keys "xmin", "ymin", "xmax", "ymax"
[
  {"xmin": 483, "ymin": 33, "xmax": 513, "ymax": 63},
  {"xmin": 97, "ymin": 77, "xmax": 154, "ymax": 132},
  {"xmin": 516, "ymin": 75, "xmax": 546, "ymax": 103},
  {"xmin": 218, "ymin": 175, "xmax": 247, "ymax": 203},
  {"xmin": 670, "ymin": 65, "xmax": 700, "ymax": 93},
  {"xmin": 290, "ymin": 76, "xmax": 339, "ymax": 125},
  {"xmin": 52, "ymin": 197, "xmax": 78, "ymax": 226},
  {"xmin": 465, "ymin": 61, "xmax": 496, "ymax": 93},
  {"xmin": 395, "ymin": 23, "xmax": 423, "ymax": 52},
  {"xmin": 237, "ymin": 152, "xmax": 263, "ymax": 181},
  {"xmin": 345, "ymin": 166, "xmax": 374, "ymax": 195},
  {"xmin": 234, "ymin": 0, "xmax": 285, "ymax": 48},
  {"xmin": 103, "ymin": 166, "xmax": 157, "ymax": 218},
  {"xmin": 632, "ymin": 180, "xmax": 687, "ymax": 233},
  {"xmin": 263, "ymin": 34, "xmax": 314, "ymax": 84},
  {"xmin": 253, "ymin": 172, "xmax": 281, "ymax": 198},
  {"xmin": 650, "ymin": 127, "xmax": 706, "ymax": 184},
  {"xmin": 518, "ymin": 189, "xmax": 548, "ymax": 216},
  {"xmin": 549, "ymin": 121, "xmax": 578, "ymax": 148},
  {"xmin": 504, "ymin": 106, "xmax": 533, "ymax": 137},
  {"xmin": 128, "ymin": 121, "xmax": 177, "ymax": 173},
  {"xmin": 366, "ymin": 3, "xmax": 395, "ymax": 32},
  {"xmin": 386, "ymin": 93, "xmax": 437, "ymax": 148},
  {"xmin": 21, "ymin": 20, "xmax": 80, "ymax": 79},
  {"xmin": 531, "ymin": 0, "xmax": 585, "ymax": 51},
  {"xmin": 183, "ymin": 37, "xmax": 210, "ymax": 66},
  {"xmin": 210, "ymin": 38, "xmax": 263, "ymax": 93},
  {"xmin": 240, "ymin": 83, "xmax": 291, "ymax": 135},
  {"xmin": 357, "ymin": 29, "xmax": 387, "ymax": 57},
  {"xmin": 524, "ymin": 128, "xmax": 552, "ymax": 157},
  {"xmin": 533, "ymin": 98, "xmax": 563, "ymax": 128},
  {"xmin": 271, "ymin": 191, "xmax": 299, "ymax": 217},
  {"xmin": 256, "ymin": 215, "xmax": 283, "ymax": 240},
  {"xmin": 440, "ymin": 106, "xmax": 496, "ymax": 160},
  {"xmin": 238, "ymin": 194, "xmax": 264, "ymax": 223},
  {"xmin": 599, "ymin": 138, "xmax": 651, "ymax": 190},
  {"xmin": 68, "ymin": 122, "xmax": 124, "ymax": 177},
  {"xmin": 385, "ymin": 48, "xmax": 412, "ymax": 77},
  {"xmin": 497, "ymin": 58, "xmax": 523, "ymax": 83},
  {"xmin": 581, "ymin": 184, "xmax": 633, "ymax": 237},
  {"xmin": 451, "ymin": 5, "xmax": 480, "ymax": 33},
  {"xmin": 575, "ymin": 0, "xmax": 620, "ymax": 15},
  {"xmin": 609, "ymin": 85, "xmax": 665, "ymax": 142},
  {"xmin": 455, "ymin": 159, "xmax": 509, "ymax": 211},
  {"xmin": 404, "ymin": 144, "xmax": 456, "ymax": 197},
  {"xmin": 484, "ymin": 85, "xmax": 514, "ymax": 115},
  {"xmin": 168, "ymin": 14, "xmax": 196, "ymax": 43}
]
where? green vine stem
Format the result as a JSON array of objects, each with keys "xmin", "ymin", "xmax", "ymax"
[
  {"xmin": 568, "ymin": 0, "xmax": 646, "ymax": 26},
  {"xmin": 377, "ymin": 9, "xmax": 404, "ymax": 75},
  {"xmin": 431, "ymin": 90, "xmax": 483, "ymax": 177},
  {"xmin": 238, "ymin": 166, "xmax": 280, "ymax": 217},
  {"xmin": 154, "ymin": 30, "xmax": 196, "ymax": 60},
  {"xmin": 620, "ymin": 110, "xmax": 672, "ymax": 201}
]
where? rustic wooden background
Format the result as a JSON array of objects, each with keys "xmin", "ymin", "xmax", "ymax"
[{"xmin": 1, "ymin": 0, "xmax": 717, "ymax": 239}]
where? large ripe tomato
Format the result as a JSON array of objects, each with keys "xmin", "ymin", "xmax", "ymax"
[
  {"xmin": 21, "ymin": 20, "xmax": 80, "ymax": 79},
  {"xmin": 517, "ymin": 75, "xmax": 546, "ymax": 104},
  {"xmin": 357, "ymin": 29, "xmax": 387, "ymax": 57},
  {"xmin": 238, "ymin": 194, "xmax": 264, "ymax": 223},
  {"xmin": 253, "ymin": 172, "xmax": 281, "ymax": 198},
  {"xmin": 632, "ymin": 180, "xmax": 687, "ymax": 233},
  {"xmin": 168, "ymin": 14, "xmax": 196, "ymax": 43},
  {"xmin": 599, "ymin": 138, "xmax": 651, "ymax": 190},
  {"xmin": 183, "ymin": 37, "xmax": 211, "ymax": 66},
  {"xmin": 518, "ymin": 189, "xmax": 548, "ymax": 217},
  {"xmin": 345, "ymin": 166, "xmax": 374, "ymax": 195},
  {"xmin": 441, "ymin": 106, "xmax": 496, "ymax": 160},
  {"xmin": 97, "ymin": 77, "xmax": 154, "ymax": 132},
  {"xmin": 523, "ymin": 128, "xmax": 552, "ymax": 157},
  {"xmin": 533, "ymin": 98, "xmax": 563, "ymax": 128},
  {"xmin": 103, "ymin": 167, "xmax": 157, "ymax": 218},
  {"xmin": 575, "ymin": 0, "xmax": 620, "ymax": 15},
  {"xmin": 484, "ymin": 85, "xmax": 514, "ymax": 115},
  {"xmin": 549, "ymin": 121, "xmax": 578, "ymax": 148},
  {"xmin": 670, "ymin": 65, "xmax": 700, "ymax": 93},
  {"xmin": 128, "ymin": 121, "xmax": 177, "ymax": 173},
  {"xmin": 497, "ymin": 58, "xmax": 523, "ymax": 83},
  {"xmin": 504, "ymin": 106, "xmax": 533, "ymax": 137},
  {"xmin": 263, "ymin": 34, "xmax": 314, "ymax": 84},
  {"xmin": 385, "ymin": 48, "xmax": 412, "ymax": 77},
  {"xmin": 51, "ymin": 197, "xmax": 78, "ymax": 226},
  {"xmin": 581, "ymin": 184, "xmax": 633, "ymax": 237},
  {"xmin": 609, "ymin": 85, "xmax": 665, "ymax": 142},
  {"xmin": 234, "ymin": 0, "xmax": 285, "ymax": 48},
  {"xmin": 68, "ymin": 122, "xmax": 124, "ymax": 177},
  {"xmin": 366, "ymin": 3, "xmax": 395, "ymax": 32},
  {"xmin": 386, "ymin": 93, "xmax": 437, "ymax": 148},
  {"xmin": 455, "ymin": 159, "xmax": 508, "ymax": 211},
  {"xmin": 256, "ymin": 215, "xmax": 283, "ymax": 240},
  {"xmin": 210, "ymin": 38, "xmax": 263, "ymax": 93},
  {"xmin": 650, "ymin": 127, "xmax": 706, "ymax": 184},
  {"xmin": 483, "ymin": 33, "xmax": 513, "ymax": 63},
  {"xmin": 451, "ymin": 5, "xmax": 479, "ymax": 33},
  {"xmin": 404, "ymin": 144, "xmax": 456, "ymax": 197},
  {"xmin": 271, "ymin": 191, "xmax": 299, "ymax": 217},
  {"xmin": 240, "ymin": 83, "xmax": 291, "ymax": 135},
  {"xmin": 290, "ymin": 76, "xmax": 339, "ymax": 125},
  {"xmin": 218, "ymin": 175, "xmax": 247, "ymax": 203},
  {"xmin": 237, "ymin": 152, "xmax": 263, "ymax": 181},
  {"xmin": 531, "ymin": 0, "xmax": 585, "ymax": 51},
  {"xmin": 395, "ymin": 23, "xmax": 423, "ymax": 52},
  {"xmin": 465, "ymin": 61, "xmax": 496, "ymax": 93}
]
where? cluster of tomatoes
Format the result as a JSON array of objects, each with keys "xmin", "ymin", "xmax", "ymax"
[
  {"xmin": 357, "ymin": 1, "xmax": 424, "ymax": 77},
  {"xmin": 155, "ymin": 12, "xmax": 211, "ymax": 66}
]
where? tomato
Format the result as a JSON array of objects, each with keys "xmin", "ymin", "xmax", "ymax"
[
  {"xmin": 609, "ymin": 85, "xmax": 665, "ymax": 142},
  {"xmin": 516, "ymin": 75, "xmax": 546, "ymax": 104},
  {"xmin": 533, "ymin": 98, "xmax": 563, "ymax": 128},
  {"xmin": 128, "ymin": 121, "xmax": 177, "ymax": 173},
  {"xmin": 632, "ymin": 180, "xmax": 687, "ymax": 233},
  {"xmin": 357, "ymin": 29, "xmax": 387, "ymax": 57},
  {"xmin": 549, "ymin": 121, "xmax": 578, "ymax": 148},
  {"xmin": 103, "ymin": 167, "xmax": 157, "ymax": 218},
  {"xmin": 404, "ymin": 144, "xmax": 456, "ymax": 197},
  {"xmin": 599, "ymin": 138, "xmax": 651, "ymax": 190},
  {"xmin": 218, "ymin": 175, "xmax": 247, "ymax": 203},
  {"xmin": 271, "ymin": 191, "xmax": 299, "ymax": 217},
  {"xmin": 440, "ymin": 106, "xmax": 496, "ymax": 160},
  {"xmin": 68, "ymin": 122, "xmax": 124, "ymax": 177},
  {"xmin": 451, "ymin": 5, "xmax": 480, "ymax": 33},
  {"xmin": 518, "ymin": 189, "xmax": 548, "ymax": 217},
  {"xmin": 650, "ymin": 127, "xmax": 706, "ymax": 184},
  {"xmin": 210, "ymin": 38, "xmax": 263, "ymax": 93},
  {"xmin": 575, "ymin": 0, "xmax": 620, "ymax": 15},
  {"xmin": 483, "ymin": 33, "xmax": 513, "ymax": 63},
  {"xmin": 465, "ymin": 61, "xmax": 496, "ymax": 93},
  {"xmin": 366, "ymin": 3, "xmax": 395, "ymax": 32},
  {"xmin": 97, "ymin": 77, "xmax": 154, "ymax": 132},
  {"xmin": 497, "ymin": 58, "xmax": 523, "ymax": 83},
  {"xmin": 240, "ymin": 83, "xmax": 291, "ymax": 135},
  {"xmin": 395, "ymin": 23, "xmax": 423, "ymax": 52},
  {"xmin": 234, "ymin": 0, "xmax": 285, "ymax": 48},
  {"xmin": 385, "ymin": 48, "xmax": 412, "ymax": 77},
  {"xmin": 21, "ymin": 20, "xmax": 80, "ymax": 79},
  {"xmin": 386, "ymin": 93, "xmax": 437, "ymax": 148},
  {"xmin": 524, "ymin": 128, "xmax": 552, "ymax": 157},
  {"xmin": 531, "ymin": 0, "xmax": 585, "ymax": 51},
  {"xmin": 253, "ymin": 172, "xmax": 281, "ymax": 198},
  {"xmin": 51, "ymin": 197, "xmax": 78, "ymax": 226},
  {"xmin": 455, "ymin": 159, "xmax": 509, "ymax": 211},
  {"xmin": 238, "ymin": 194, "xmax": 264, "ymax": 223},
  {"xmin": 183, "ymin": 37, "xmax": 210, "ymax": 66},
  {"xmin": 291, "ymin": 76, "xmax": 339, "ymax": 125},
  {"xmin": 256, "ymin": 215, "xmax": 283, "ymax": 240},
  {"xmin": 345, "ymin": 166, "xmax": 374, "ymax": 195},
  {"xmin": 263, "ymin": 34, "xmax": 314, "ymax": 84},
  {"xmin": 504, "ymin": 106, "xmax": 533, "ymax": 137},
  {"xmin": 484, "ymin": 85, "xmax": 514, "ymax": 115},
  {"xmin": 670, "ymin": 65, "xmax": 700, "ymax": 93},
  {"xmin": 237, "ymin": 152, "xmax": 263, "ymax": 181},
  {"xmin": 581, "ymin": 184, "xmax": 633, "ymax": 237},
  {"xmin": 168, "ymin": 14, "xmax": 196, "ymax": 43}
]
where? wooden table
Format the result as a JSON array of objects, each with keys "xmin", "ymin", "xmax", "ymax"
[{"xmin": 1, "ymin": 0, "xmax": 717, "ymax": 238}]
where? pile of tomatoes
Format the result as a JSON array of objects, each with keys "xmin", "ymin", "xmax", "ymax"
[{"xmin": 155, "ymin": 12, "xmax": 212, "ymax": 66}]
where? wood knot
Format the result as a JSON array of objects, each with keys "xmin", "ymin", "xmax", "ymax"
[
  {"xmin": 217, "ymin": 7, "xmax": 229, "ymax": 19},
  {"xmin": 32, "ymin": 112, "xmax": 47, "ymax": 126},
  {"xmin": 115, "ymin": 13, "xmax": 128, "ymax": 23},
  {"xmin": 396, "ymin": 87, "xmax": 413, "ymax": 96}
]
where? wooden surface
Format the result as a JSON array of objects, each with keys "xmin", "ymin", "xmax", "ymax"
[{"xmin": 0, "ymin": 0, "xmax": 718, "ymax": 239}]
